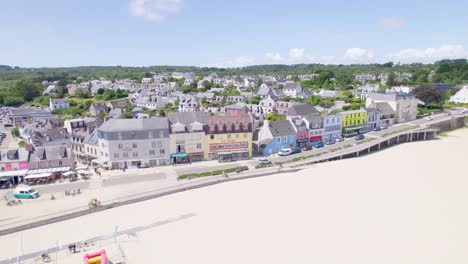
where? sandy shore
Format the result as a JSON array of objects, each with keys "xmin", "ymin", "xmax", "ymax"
[{"xmin": 1, "ymin": 128, "xmax": 467, "ymax": 264}]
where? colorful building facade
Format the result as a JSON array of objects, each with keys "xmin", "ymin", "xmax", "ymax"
[
  {"xmin": 204, "ymin": 114, "xmax": 253, "ymax": 162},
  {"xmin": 341, "ymin": 110, "xmax": 368, "ymax": 136}
]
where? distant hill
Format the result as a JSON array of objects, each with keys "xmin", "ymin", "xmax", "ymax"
[{"xmin": 0, "ymin": 65, "xmax": 12, "ymax": 69}]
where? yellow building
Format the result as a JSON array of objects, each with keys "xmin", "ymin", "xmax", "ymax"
[
  {"xmin": 204, "ymin": 114, "xmax": 253, "ymax": 162},
  {"xmin": 341, "ymin": 109, "xmax": 368, "ymax": 135}
]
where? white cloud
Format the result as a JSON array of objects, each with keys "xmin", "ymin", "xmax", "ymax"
[
  {"xmin": 208, "ymin": 56, "xmax": 256, "ymax": 68},
  {"xmin": 264, "ymin": 52, "xmax": 283, "ymax": 63},
  {"xmin": 288, "ymin": 48, "xmax": 305, "ymax": 61},
  {"xmin": 386, "ymin": 44, "xmax": 468, "ymax": 62},
  {"xmin": 344, "ymin": 48, "xmax": 375, "ymax": 61},
  {"xmin": 129, "ymin": 0, "xmax": 184, "ymax": 21},
  {"xmin": 382, "ymin": 16, "xmax": 403, "ymax": 28}
]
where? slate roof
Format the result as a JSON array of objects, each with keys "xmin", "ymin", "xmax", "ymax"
[
  {"xmin": 286, "ymin": 104, "xmax": 319, "ymax": 117},
  {"xmin": 167, "ymin": 112, "xmax": 205, "ymax": 133},
  {"xmin": 98, "ymin": 118, "xmax": 169, "ymax": 132},
  {"xmin": 29, "ymin": 145, "xmax": 69, "ymax": 161},
  {"xmin": 268, "ymin": 120, "xmax": 295, "ymax": 137},
  {"xmin": 367, "ymin": 102, "xmax": 395, "ymax": 115}
]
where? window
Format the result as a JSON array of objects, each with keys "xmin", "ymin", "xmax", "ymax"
[
  {"xmin": 210, "ymin": 135, "xmax": 214, "ymax": 140},
  {"xmin": 132, "ymin": 152, "xmax": 138, "ymax": 157},
  {"xmin": 118, "ymin": 144, "xmax": 122, "ymax": 149},
  {"xmin": 152, "ymin": 141, "xmax": 156, "ymax": 148},
  {"xmin": 149, "ymin": 150, "xmax": 155, "ymax": 156},
  {"xmin": 158, "ymin": 141, "xmax": 162, "ymax": 147},
  {"xmin": 117, "ymin": 133, "xmax": 123, "ymax": 140},
  {"xmin": 227, "ymin": 133, "xmax": 231, "ymax": 139},
  {"xmin": 160, "ymin": 149, "xmax": 165, "ymax": 154},
  {"xmin": 132, "ymin": 143, "xmax": 137, "ymax": 148},
  {"xmin": 159, "ymin": 131, "xmax": 164, "ymax": 138},
  {"xmin": 59, "ymin": 160, "xmax": 63, "ymax": 166},
  {"xmin": 123, "ymin": 153, "xmax": 129, "ymax": 158},
  {"xmin": 105, "ymin": 153, "xmax": 108, "ymax": 157},
  {"xmin": 277, "ymin": 137, "xmax": 281, "ymax": 143},
  {"xmin": 114, "ymin": 153, "xmax": 119, "ymax": 158},
  {"xmin": 283, "ymin": 136, "xmax": 287, "ymax": 142},
  {"xmin": 196, "ymin": 143, "xmax": 202, "ymax": 149},
  {"xmin": 243, "ymin": 133, "xmax": 247, "ymax": 138},
  {"xmin": 148, "ymin": 131, "xmax": 154, "ymax": 138}
]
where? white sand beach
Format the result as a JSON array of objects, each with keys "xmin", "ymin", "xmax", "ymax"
[{"xmin": 1, "ymin": 128, "xmax": 468, "ymax": 264}]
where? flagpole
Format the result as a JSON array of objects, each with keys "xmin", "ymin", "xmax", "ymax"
[{"xmin": 16, "ymin": 232, "xmax": 22, "ymax": 264}]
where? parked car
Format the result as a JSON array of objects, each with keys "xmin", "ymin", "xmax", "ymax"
[
  {"xmin": 258, "ymin": 158, "xmax": 272, "ymax": 165},
  {"xmin": 314, "ymin": 141, "xmax": 325, "ymax": 148},
  {"xmin": 425, "ymin": 116, "xmax": 433, "ymax": 121},
  {"xmin": 301, "ymin": 145, "xmax": 313, "ymax": 151},
  {"xmin": 278, "ymin": 148, "xmax": 292, "ymax": 156},
  {"xmin": 290, "ymin": 146, "xmax": 302, "ymax": 154},
  {"xmin": 0, "ymin": 178, "xmax": 13, "ymax": 189},
  {"xmin": 373, "ymin": 127, "xmax": 382, "ymax": 131},
  {"xmin": 13, "ymin": 187, "xmax": 40, "ymax": 199},
  {"xmin": 355, "ymin": 134, "xmax": 365, "ymax": 141},
  {"xmin": 324, "ymin": 139, "xmax": 336, "ymax": 145},
  {"xmin": 380, "ymin": 125, "xmax": 388, "ymax": 129},
  {"xmin": 336, "ymin": 136, "xmax": 344, "ymax": 142}
]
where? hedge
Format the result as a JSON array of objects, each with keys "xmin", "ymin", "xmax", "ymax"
[{"xmin": 178, "ymin": 166, "xmax": 249, "ymax": 180}]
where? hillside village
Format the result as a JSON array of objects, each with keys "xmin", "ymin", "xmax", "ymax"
[{"xmin": 0, "ymin": 67, "xmax": 467, "ymax": 180}]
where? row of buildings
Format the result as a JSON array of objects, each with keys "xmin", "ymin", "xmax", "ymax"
[{"xmin": 0, "ymin": 90, "xmax": 418, "ymax": 175}]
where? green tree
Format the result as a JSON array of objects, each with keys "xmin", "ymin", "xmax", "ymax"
[
  {"xmin": 13, "ymin": 81, "xmax": 42, "ymax": 101},
  {"xmin": 4, "ymin": 96, "xmax": 24, "ymax": 106},
  {"xmin": 202, "ymin": 80, "xmax": 212, "ymax": 89},
  {"xmin": 11, "ymin": 127, "xmax": 20, "ymax": 138},
  {"xmin": 158, "ymin": 109, "xmax": 166, "ymax": 117},
  {"xmin": 386, "ymin": 72, "xmax": 397, "ymax": 87},
  {"xmin": 75, "ymin": 88, "xmax": 91, "ymax": 99},
  {"xmin": 120, "ymin": 112, "xmax": 133, "ymax": 119},
  {"xmin": 267, "ymin": 112, "xmax": 286, "ymax": 121},
  {"xmin": 412, "ymin": 86, "xmax": 444, "ymax": 108}
]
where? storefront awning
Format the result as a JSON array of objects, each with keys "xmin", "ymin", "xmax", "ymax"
[
  {"xmin": 344, "ymin": 125, "xmax": 366, "ymax": 131},
  {"xmin": 171, "ymin": 152, "xmax": 188, "ymax": 158},
  {"xmin": 27, "ymin": 167, "xmax": 70, "ymax": 175},
  {"xmin": 24, "ymin": 173, "xmax": 52, "ymax": 179},
  {"xmin": 0, "ymin": 169, "xmax": 28, "ymax": 178},
  {"xmin": 218, "ymin": 150, "xmax": 248, "ymax": 155}
]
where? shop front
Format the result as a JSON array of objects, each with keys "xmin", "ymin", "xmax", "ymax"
[
  {"xmin": 309, "ymin": 135, "xmax": 323, "ymax": 143},
  {"xmin": 171, "ymin": 152, "xmax": 189, "ymax": 164},
  {"xmin": 343, "ymin": 125, "xmax": 366, "ymax": 137},
  {"xmin": 217, "ymin": 150, "xmax": 249, "ymax": 163},
  {"xmin": 189, "ymin": 152, "xmax": 204, "ymax": 162}
]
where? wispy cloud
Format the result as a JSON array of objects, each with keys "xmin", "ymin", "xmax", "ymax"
[
  {"xmin": 288, "ymin": 48, "xmax": 305, "ymax": 62},
  {"xmin": 385, "ymin": 44, "xmax": 467, "ymax": 62},
  {"xmin": 382, "ymin": 16, "xmax": 403, "ymax": 28},
  {"xmin": 208, "ymin": 56, "xmax": 256, "ymax": 68},
  {"xmin": 264, "ymin": 52, "xmax": 283, "ymax": 63},
  {"xmin": 344, "ymin": 48, "xmax": 375, "ymax": 61},
  {"xmin": 129, "ymin": 0, "xmax": 184, "ymax": 22}
]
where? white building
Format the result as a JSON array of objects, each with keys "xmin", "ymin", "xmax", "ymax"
[
  {"xmin": 449, "ymin": 85, "xmax": 468, "ymax": 104},
  {"xmin": 96, "ymin": 118, "xmax": 171, "ymax": 169},
  {"xmin": 259, "ymin": 96, "xmax": 275, "ymax": 114},
  {"xmin": 282, "ymin": 81, "xmax": 303, "ymax": 98},
  {"xmin": 366, "ymin": 93, "xmax": 418, "ymax": 123},
  {"xmin": 49, "ymin": 98, "xmax": 69, "ymax": 111}
]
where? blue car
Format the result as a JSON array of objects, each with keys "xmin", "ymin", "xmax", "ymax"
[
  {"xmin": 355, "ymin": 134, "xmax": 365, "ymax": 141},
  {"xmin": 314, "ymin": 141, "xmax": 325, "ymax": 148}
]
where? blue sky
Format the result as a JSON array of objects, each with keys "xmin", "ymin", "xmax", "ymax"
[{"xmin": 0, "ymin": 0, "xmax": 467, "ymax": 67}]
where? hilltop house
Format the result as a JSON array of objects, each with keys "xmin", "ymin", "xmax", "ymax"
[
  {"xmin": 49, "ymin": 98, "xmax": 69, "ymax": 111},
  {"xmin": 89, "ymin": 102, "xmax": 107, "ymax": 117}
]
